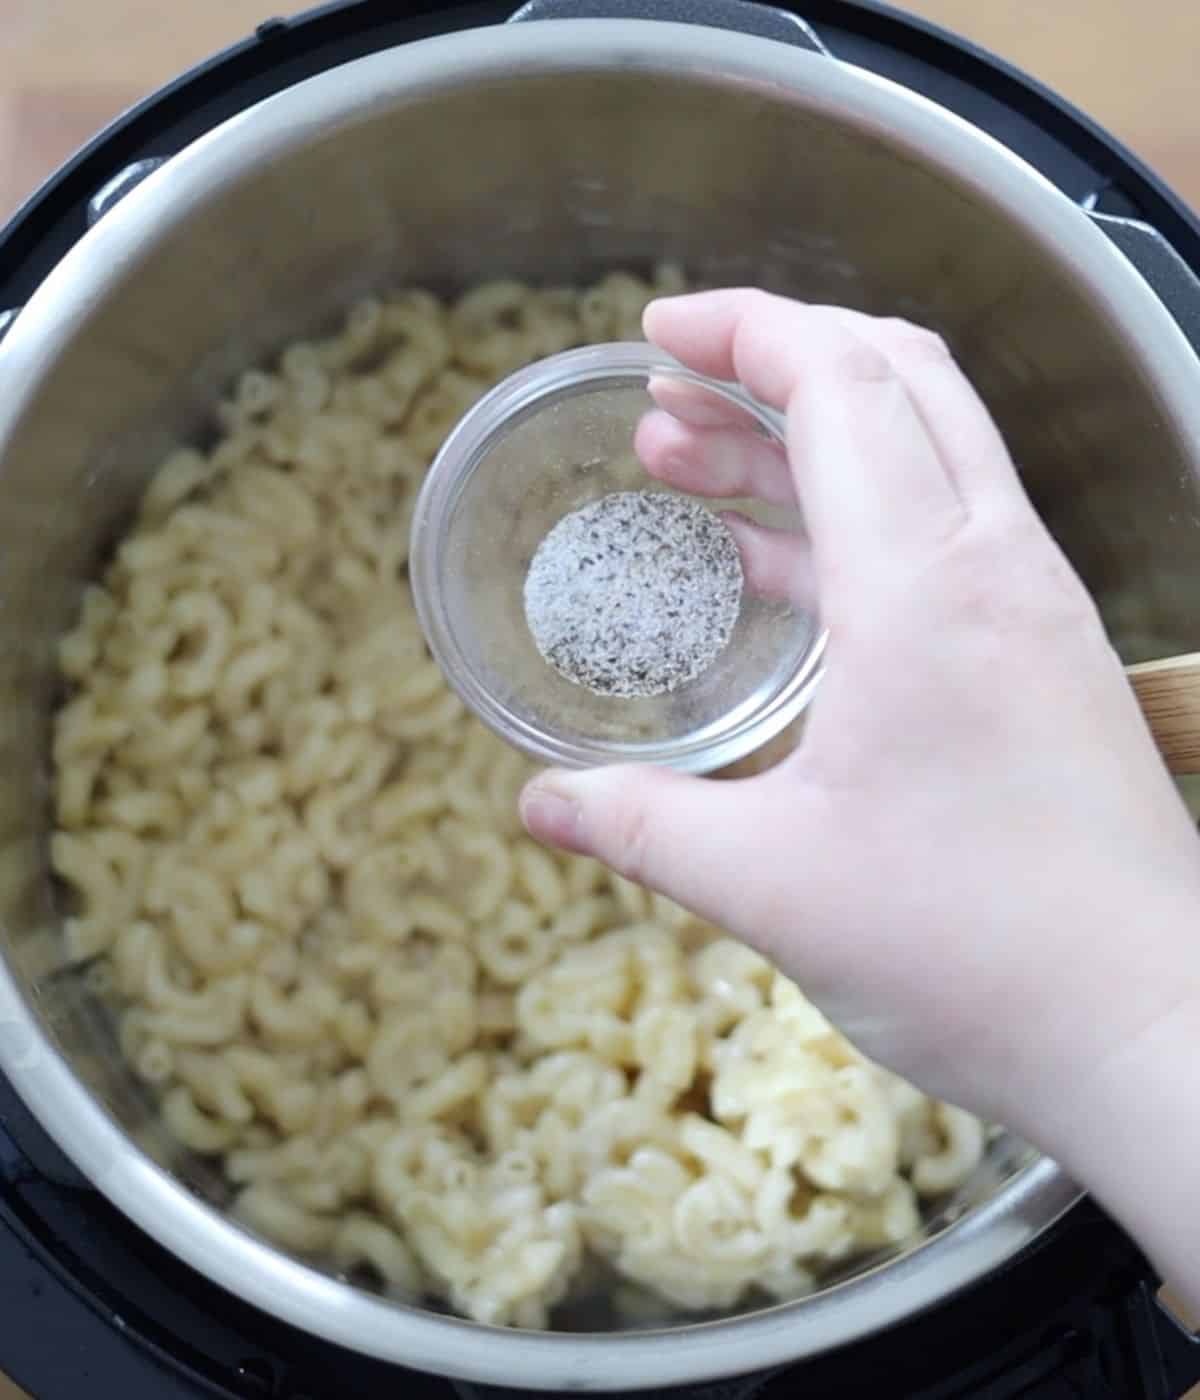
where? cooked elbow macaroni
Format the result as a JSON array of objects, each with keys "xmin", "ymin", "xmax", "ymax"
[{"xmin": 50, "ymin": 268, "xmax": 984, "ymax": 1328}]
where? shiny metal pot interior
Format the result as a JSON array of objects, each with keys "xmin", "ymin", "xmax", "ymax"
[{"xmin": 1, "ymin": 15, "xmax": 1199, "ymax": 1391}]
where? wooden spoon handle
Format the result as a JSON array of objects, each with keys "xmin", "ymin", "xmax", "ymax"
[{"xmin": 1127, "ymin": 653, "xmax": 1200, "ymax": 774}]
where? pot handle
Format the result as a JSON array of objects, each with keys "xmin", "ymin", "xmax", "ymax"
[
  {"xmin": 507, "ymin": 0, "xmax": 829, "ymax": 55},
  {"xmin": 1090, "ymin": 212, "xmax": 1200, "ymax": 361}
]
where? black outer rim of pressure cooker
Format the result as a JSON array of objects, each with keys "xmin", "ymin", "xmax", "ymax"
[{"xmin": 2, "ymin": 1, "xmax": 1200, "ymax": 1397}]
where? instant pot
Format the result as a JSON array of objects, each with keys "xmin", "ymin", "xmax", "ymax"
[{"xmin": 2, "ymin": 0, "xmax": 1200, "ymax": 1395}]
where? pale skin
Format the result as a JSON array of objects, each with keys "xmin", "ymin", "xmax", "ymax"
[{"xmin": 519, "ymin": 288, "xmax": 1200, "ymax": 1314}]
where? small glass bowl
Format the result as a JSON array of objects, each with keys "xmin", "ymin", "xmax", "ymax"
[{"xmin": 409, "ymin": 344, "xmax": 825, "ymax": 774}]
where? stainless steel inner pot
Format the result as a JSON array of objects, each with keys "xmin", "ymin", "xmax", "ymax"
[{"xmin": 1, "ymin": 14, "xmax": 1199, "ymax": 1392}]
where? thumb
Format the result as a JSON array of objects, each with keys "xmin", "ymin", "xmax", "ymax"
[{"xmin": 519, "ymin": 765, "xmax": 792, "ymax": 937}]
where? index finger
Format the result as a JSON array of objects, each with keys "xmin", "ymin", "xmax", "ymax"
[
  {"xmin": 644, "ymin": 290, "xmax": 1026, "ymax": 519},
  {"xmin": 644, "ymin": 290, "xmax": 968, "ymax": 580}
]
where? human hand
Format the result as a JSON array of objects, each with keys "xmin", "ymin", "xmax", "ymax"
[{"xmin": 518, "ymin": 289, "xmax": 1200, "ymax": 1141}]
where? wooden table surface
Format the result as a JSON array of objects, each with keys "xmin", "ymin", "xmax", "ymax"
[
  {"xmin": 1, "ymin": 1, "xmax": 1198, "ymax": 1396},
  {"xmin": 4, "ymin": 0, "xmax": 1200, "ymax": 224}
]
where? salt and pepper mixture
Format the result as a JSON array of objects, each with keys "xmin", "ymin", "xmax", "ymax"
[{"xmin": 523, "ymin": 491, "xmax": 744, "ymax": 700}]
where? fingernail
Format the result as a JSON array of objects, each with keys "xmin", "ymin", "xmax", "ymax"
[
  {"xmin": 519, "ymin": 777, "xmax": 587, "ymax": 854},
  {"xmin": 643, "ymin": 296, "xmax": 671, "ymax": 323}
]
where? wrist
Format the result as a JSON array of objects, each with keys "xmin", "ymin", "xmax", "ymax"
[
  {"xmin": 991, "ymin": 883, "xmax": 1200, "ymax": 1139},
  {"xmin": 1016, "ymin": 967, "xmax": 1200, "ymax": 1309}
]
